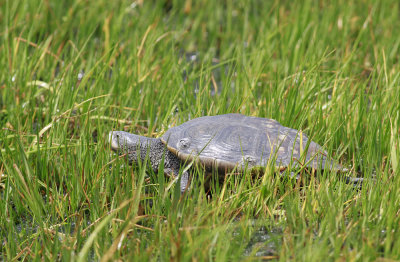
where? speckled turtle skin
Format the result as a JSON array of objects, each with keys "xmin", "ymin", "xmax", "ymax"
[
  {"xmin": 109, "ymin": 114, "xmax": 340, "ymax": 193},
  {"xmin": 109, "ymin": 132, "xmax": 189, "ymax": 191}
]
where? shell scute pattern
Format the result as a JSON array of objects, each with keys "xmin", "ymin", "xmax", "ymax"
[{"xmin": 161, "ymin": 114, "xmax": 328, "ymax": 170}]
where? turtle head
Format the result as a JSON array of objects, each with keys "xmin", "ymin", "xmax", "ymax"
[
  {"xmin": 109, "ymin": 131, "xmax": 137, "ymax": 151},
  {"xmin": 109, "ymin": 131, "xmax": 151, "ymax": 164}
]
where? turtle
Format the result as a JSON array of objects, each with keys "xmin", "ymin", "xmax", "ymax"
[{"xmin": 109, "ymin": 113, "xmax": 350, "ymax": 193}]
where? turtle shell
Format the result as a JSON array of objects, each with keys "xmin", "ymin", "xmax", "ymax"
[{"xmin": 161, "ymin": 114, "xmax": 332, "ymax": 172}]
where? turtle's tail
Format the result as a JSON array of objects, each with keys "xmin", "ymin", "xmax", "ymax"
[{"xmin": 344, "ymin": 177, "xmax": 364, "ymax": 188}]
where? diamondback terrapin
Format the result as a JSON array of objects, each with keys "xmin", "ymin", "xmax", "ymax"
[{"xmin": 109, "ymin": 114, "xmax": 343, "ymax": 193}]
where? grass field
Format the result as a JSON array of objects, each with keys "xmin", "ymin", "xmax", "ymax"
[{"xmin": 1, "ymin": 0, "xmax": 400, "ymax": 261}]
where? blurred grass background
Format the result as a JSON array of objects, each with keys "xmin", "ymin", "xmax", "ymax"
[{"xmin": 1, "ymin": 0, "xmax": 400, "ymax": 260}]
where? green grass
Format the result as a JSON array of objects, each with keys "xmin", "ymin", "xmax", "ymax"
[{"xmin": 1, "ymin": 0, "xmax": 400, "ymax": 260}]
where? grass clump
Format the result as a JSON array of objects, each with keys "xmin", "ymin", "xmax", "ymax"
[{"xmin": 1, "ymin": 0, "xmax": 400, "ymax": 261}]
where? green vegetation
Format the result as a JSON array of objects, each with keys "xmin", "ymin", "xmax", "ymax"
[{"xmin": 1, "ymin": 0, "xmax": 400, "ymax": 260}]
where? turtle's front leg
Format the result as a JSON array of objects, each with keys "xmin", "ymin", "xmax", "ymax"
[
  {"xmin": 164, "ymin": 167, "xmax": 190, "ymax": 194},
  {"xmin": 180, "ymin": 171, "xmax": 190, "ymax": 193}
]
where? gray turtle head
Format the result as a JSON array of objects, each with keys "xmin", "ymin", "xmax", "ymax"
[
  {"xmin": 109, "ymin": 131, "xmax": 153, "ymax": 164},
  {"xmin": 109, "ymin": 131, "xmax": 141, "ymax": 151}
]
